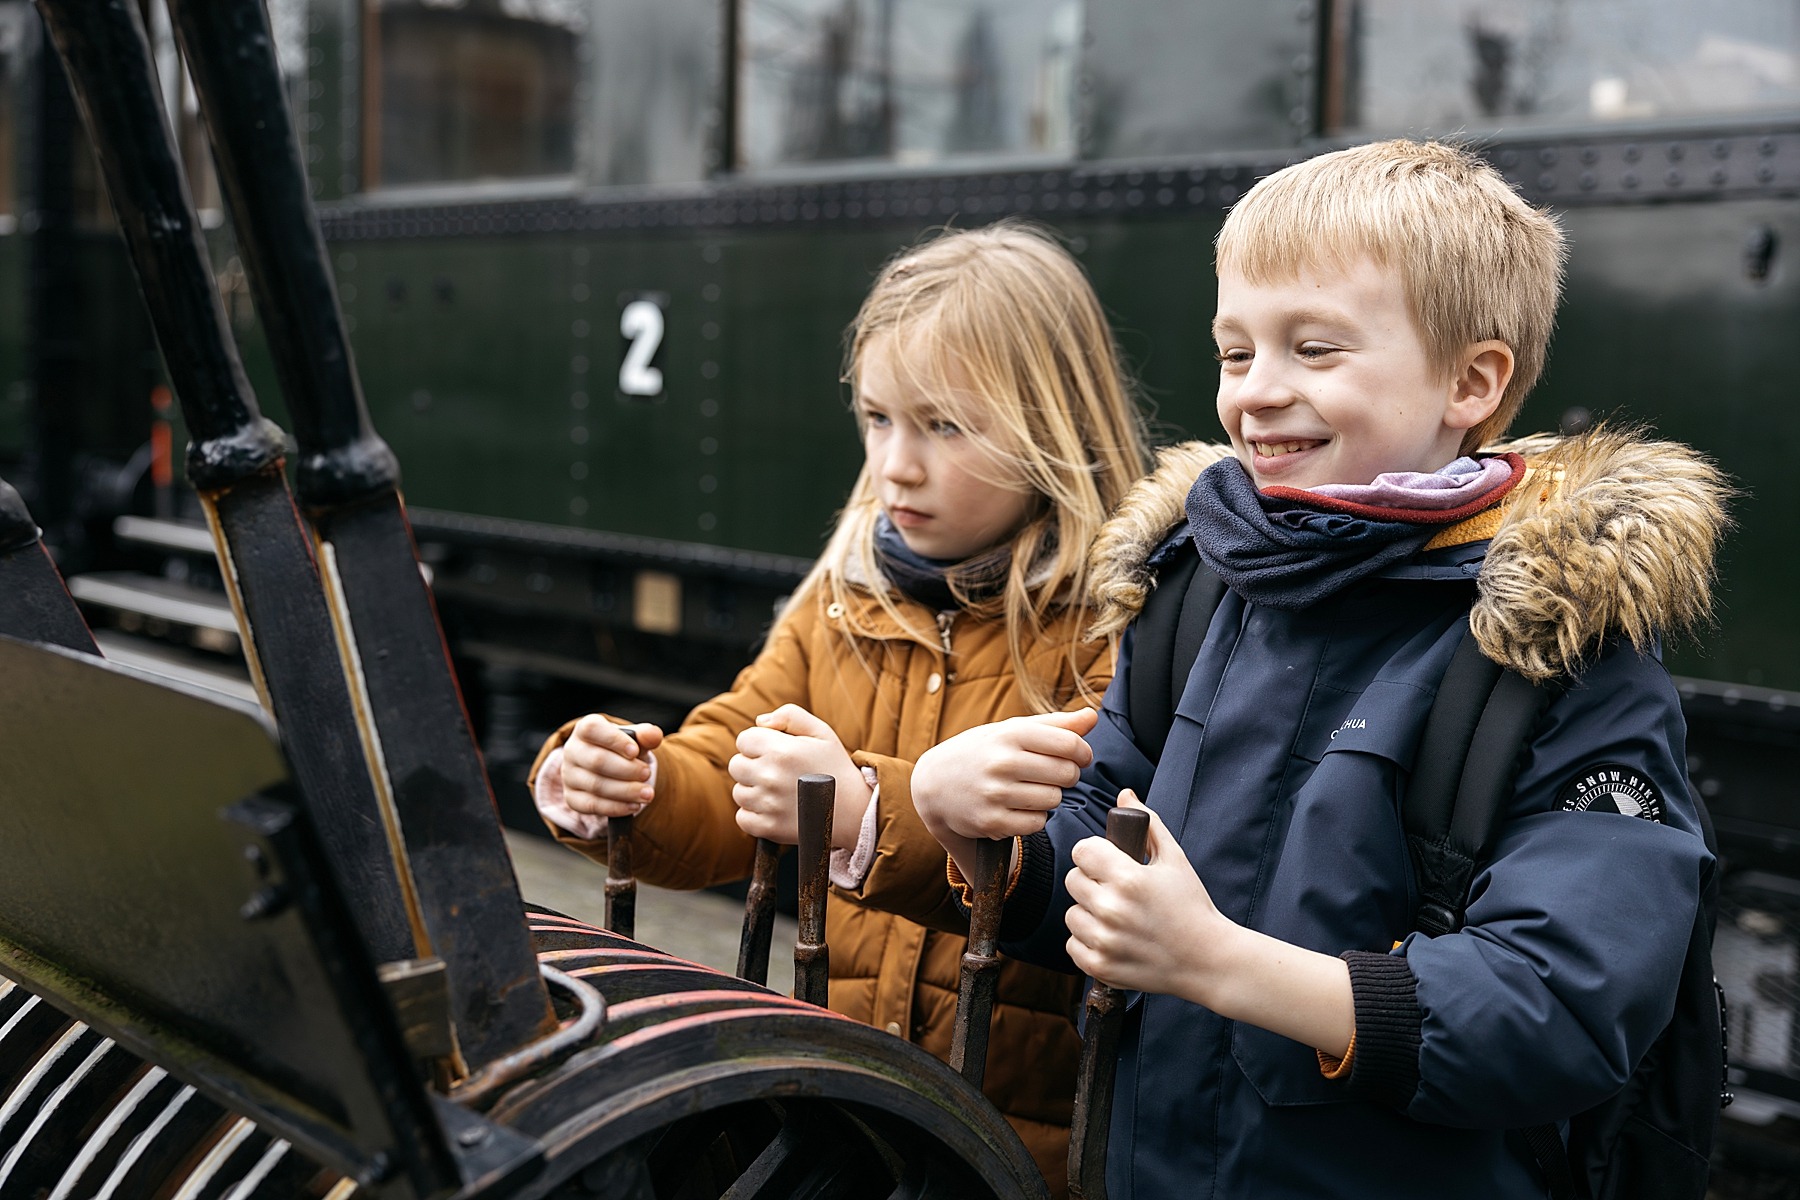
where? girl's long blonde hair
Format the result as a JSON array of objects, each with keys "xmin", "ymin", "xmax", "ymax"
[{"xmin": 794, "ymin": 222, "xmax": 1150, "ymax": 712}]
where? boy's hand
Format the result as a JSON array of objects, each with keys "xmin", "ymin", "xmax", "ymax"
[
  {"xmin": 560, "ymin": 716, "xmax": 665, "ymax": 818},
  {"xmin": 1065, "ymin": 790, "xmax": 1223, "ymax": 998},
  {"xmin": 729, "ymin": 704, "xmax": 872, "ymax": 849}
]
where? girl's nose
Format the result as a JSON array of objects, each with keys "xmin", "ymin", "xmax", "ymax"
[{"xmin": 881, "ymin": 429, "xmax": 928, "ymax": 485}]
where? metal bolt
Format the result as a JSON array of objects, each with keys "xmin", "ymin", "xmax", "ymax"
[
  {"xmin": 239, "ymin": 885, "xmax": 289, "ymax": 922},
  {"xmin": 457, "ymin": 1125, "xmax": 491, "ymax": 1148}
]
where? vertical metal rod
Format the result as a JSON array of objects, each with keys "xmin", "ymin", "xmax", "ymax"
[
  {"xmin": 736, "ymin": 838, "xmax": 781, "ymax": 985},
  {"xmin": 0, "ymin": 475, "xmax": 97, "ymax": 655},
  {"xmin": 605, "ymin": 732, "xmax": 640, "ymax": 939},
  {"xmin": 164, "ymin": 0, "xmax": 555, "ymax": 1064},
  {"xmin": 949, "ymin": 837, "xmax": 1011, "ymax": 1089},
  {"xmin": 1068, "ymin": 805, "xmax": 1152, "ymax": 1200},
  {"xmin": 29, "ymin": 0, "xmax": 416, "ymax": 968},
  {"xmin": 793, "ymin": 774, "xmax": 835, "ymax": 1008}
]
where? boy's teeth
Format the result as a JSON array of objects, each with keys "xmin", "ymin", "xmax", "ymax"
[{"xmin": 1255, "ymin": 440, "xmax": 1315, "ymax": 457}]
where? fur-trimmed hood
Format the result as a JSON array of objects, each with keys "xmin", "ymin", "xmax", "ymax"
[{"xmin": 1085, "ymin": 430, "xmax": 1730, "ymax": 682}]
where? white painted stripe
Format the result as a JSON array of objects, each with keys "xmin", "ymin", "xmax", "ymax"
[
  {"xmin": 96, "ymin": 1084, "xmax": 197, "ymax": 1200},
  {"xmin": 0, "ymin": 978, "xmax": 14, "ymax": 1003},
  {"xmin": 223, "ymin": 1139, "xmax": 290, "ymax": 1200},
  {"xmin": 0, "ymin": 1020, "xmax": 87, "ymax": 1137},
  {"xmin": 0, "ymin": 1036, "xmax": 116, "ymax": 1187},
  {"xmin": 48, "ymin": 1065, "xmax": 168, "ymax": 1200},
  {"xmin": 169, "ymin": 1116, "xmax": 257, "ymax": 1200},
  {"xmin": 0, "ymin": 992, "xmax": 40, "ymax": 1045},
  {"xmin": 323, "ymin": 1179, "xmax": 360, "ymax": 1200}
]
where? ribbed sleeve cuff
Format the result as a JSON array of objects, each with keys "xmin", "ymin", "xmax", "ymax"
[
  {"xmin": 999, "ymin": 830, "xmax": 1055, "ymax": 942},
  {"xmin": 1338, "ymin": 950, "xmax": 1423, "ymax": 1109}
]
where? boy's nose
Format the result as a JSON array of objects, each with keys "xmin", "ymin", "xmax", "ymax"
[{"xmin": 1225, "ymin": 359, "xmax": 1296, "ymax": 414}]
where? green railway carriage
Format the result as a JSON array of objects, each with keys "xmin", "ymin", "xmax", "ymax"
[{"xmin": 0, "ymin": 0, "xmax": 1798, "ymax": 1187}]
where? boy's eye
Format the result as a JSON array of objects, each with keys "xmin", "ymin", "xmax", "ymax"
[
  {"xmin": 1214, "ymin": 348, "xmax": 1252, "ymax": 367},
  {"xmin": 1297, "ymin": 343, "xmax": 1339, "ymax": 360}
]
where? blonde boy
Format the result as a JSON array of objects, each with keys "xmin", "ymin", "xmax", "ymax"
[{"xmin": 912, "ymin": 141, "xmax": 1726, "ymax": 1198}]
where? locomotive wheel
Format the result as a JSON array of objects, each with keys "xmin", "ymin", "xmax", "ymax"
[
  {"xmin": 0, "ymin": 917, "xmax": 1048, "ymax": 1200},
  {"xmin": 505, "ymin": 912, "xmax": 1048, "ymax": 1200}
]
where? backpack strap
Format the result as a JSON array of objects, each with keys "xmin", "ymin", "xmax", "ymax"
[
  {"xmin": 1402, "ymin": 627, "xmax": 1559, "ymax": 938},
  {"xmin": 1127, "ymin": 539, "xmax": 1226, "ymax": 763}
]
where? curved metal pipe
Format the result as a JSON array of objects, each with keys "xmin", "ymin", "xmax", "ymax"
[{"xmin": 449, "ymin": 965, "xmax": 605, "ymax": 1107}]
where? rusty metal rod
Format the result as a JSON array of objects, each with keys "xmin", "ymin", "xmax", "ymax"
[
  {"xmin": 605, "ymin": 728, "xmax": 642, "ymax": 939},
  {"xmin": 793, "ymin": 774, "xmax": 835, "ymax": 1008},
  {"xmin": 737, "ymin": 837, "xmax": 782, "ymax": 985},
  {"xmin": 1068, "ymin": 805, "xmax": 1152, "ymax": 1200},
  {"xmin": 949, "ymin": 836, "xmax": 1012, "ymax": 1089},
  {"xmin": 0, "ymin": 475, "xmax": 97, "ymax": 655}
]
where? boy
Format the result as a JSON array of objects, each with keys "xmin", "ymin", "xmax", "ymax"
[{"xmin": 910, "ymin": 140, "xmax": 1728, "ymax": 1197}]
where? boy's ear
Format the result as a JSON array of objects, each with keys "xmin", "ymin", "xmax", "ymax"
[{"xmin": 1445, "ymin": 340, "xmax": 1514, "ymax": 432}]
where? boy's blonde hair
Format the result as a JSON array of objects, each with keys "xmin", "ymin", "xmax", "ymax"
[
  {"xmin": 1216, "ymin": 139, "xmax": 1566, "ymax": 451},
  {"xmin": 798, "ymin": 222, "xmax": 1150, "ymax": 712}
]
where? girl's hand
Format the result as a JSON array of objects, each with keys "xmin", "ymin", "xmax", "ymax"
[
  {"xmin": 729, "ymin": 705, "xmax": 873, "ymax": 849},
  {"xmin": 913, "ymin": 708, "xmax": 1096, "ymax": 844},
  {"xmin": 560, "ymin": 717, "xmax": 665, "ymax": 818},
  {"xmin": 1065, "ymin": 790, "xmax": 1225, "ymax": 998}
]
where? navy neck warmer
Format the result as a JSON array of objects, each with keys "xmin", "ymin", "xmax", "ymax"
[
  {"xmin": 873, "ymin": 514, "xmax": 1011, "ymax": 611},
  {"xmin": 1184, "ymin": 458, "xmax": 1448, "ymax": 610}
]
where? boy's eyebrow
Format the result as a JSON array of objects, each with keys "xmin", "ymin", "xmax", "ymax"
[{"xmin": 1212, "ymin": 306, "xmax": 1357, "ymax": 339}]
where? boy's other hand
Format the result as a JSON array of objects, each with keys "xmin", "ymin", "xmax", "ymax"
[
  {"xmin": 729, "ymin": 704, "xmax": 873, "ymax": 849},
  {"xmin": 561, "ymin": 717, "xmax": 665, "ymax": 819},
  {"xmin": 1066, "ymin": 790, "xmax": 1222, "ymax": 997}
]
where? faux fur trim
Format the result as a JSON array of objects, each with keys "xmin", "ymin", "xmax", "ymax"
[
  {"xmin": 1086, "ymin": 441, "xmax": 1236, "ymax": 640},
  {"xmin": 1083, "ymin": 431, "xmax": 1730, "ymax": 681}
]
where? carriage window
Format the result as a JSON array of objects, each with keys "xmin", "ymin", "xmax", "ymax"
[
  {"xmin": 366, "ymin": 0, "xmax": 580, "ymax": 189},
  {"xmin": 1326, "ymin": 0, "xmax": 1800, "ymax": 134},
  {"xmin": 736, "ymin": 0, "xmax": 1078, "ymax": 171},
  {"xmin": 1081, "ymin": 2, "xmax": 1314, "ymax": 159},
  {"xmin": 583, "ymin": 0, "xmax": 719, "ymax": 186}
]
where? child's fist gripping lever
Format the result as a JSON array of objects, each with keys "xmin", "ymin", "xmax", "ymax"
[{"xmin": 1067, "ymin": 801, "xmax": 1151, "ymax": 1200}]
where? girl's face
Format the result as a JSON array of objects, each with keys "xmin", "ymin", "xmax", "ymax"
[{"xmin": 856, "ymin": 331, "xmax": 1035, "ymax": 562}]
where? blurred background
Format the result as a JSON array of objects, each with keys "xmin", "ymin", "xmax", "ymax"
[{"xmin": 2, "ymin": 2, "xmax": 1797, "ymax": 1192}]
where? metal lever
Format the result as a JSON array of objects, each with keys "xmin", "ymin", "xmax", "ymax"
[
  {"xmin": 605, "ymin": 728, "xmax": 642, "ymax": 939},
  {"xmin": 793, "ymin": 774, "xmax": 835, "ymax": 1008},
  {"xmin": 737, "ymin": 838, "xmax": 781, "ymax": 985},
  {"xmin": 1068, "ymin": 805, "xmax": 1152, "ymax": 1200},
  {"xmin": 949, "ymin": 836, "xmax": 1011, "ymax": 1089}
]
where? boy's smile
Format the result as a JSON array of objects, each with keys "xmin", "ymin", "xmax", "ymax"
[{"xmin": 1212, "ymin": 258, "xmax": 1504, "ymax": 491}]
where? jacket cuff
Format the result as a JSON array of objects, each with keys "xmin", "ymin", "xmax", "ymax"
[
  {"xmin": 948, "ymin": 829, "xmax": 1056, "ymax": 942},
  {"xmin": 1335, "ymin": 950, "xmax": 1423, "ymax": 1109}
]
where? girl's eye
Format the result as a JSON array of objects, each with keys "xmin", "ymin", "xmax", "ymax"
[
  {"xmin": 863, "ymin": 408, "xmax": 891, "ymax": 427},
  {"xmin": 930, "ymin": 419, "xmax": 962, "ymax": 437}
]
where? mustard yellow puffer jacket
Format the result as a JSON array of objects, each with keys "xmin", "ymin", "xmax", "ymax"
[{"xmin": 529, "ymin": 585, "xmax": 1113, "ymax": 1197}]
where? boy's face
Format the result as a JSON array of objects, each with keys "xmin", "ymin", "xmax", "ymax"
[{"xmin": 1212, "ymin": 257, "xmax": 1482, "ymax": 490}]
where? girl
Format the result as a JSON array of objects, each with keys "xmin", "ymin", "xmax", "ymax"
[{"xmin": 529, "ymin": 222, "xmax": 1149, "ymax": 1196}]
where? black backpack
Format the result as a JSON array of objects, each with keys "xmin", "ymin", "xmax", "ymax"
[{"xmin": 1128, "ymin": 539, "xmax": 1729, "ymax": 1200}]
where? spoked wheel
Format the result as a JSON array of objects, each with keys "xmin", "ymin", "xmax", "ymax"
[{"xmin": 509, "ymin": 911, "xmax": 1048, "ymax": 1200}]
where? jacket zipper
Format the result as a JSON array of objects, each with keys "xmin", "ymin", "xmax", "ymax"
[{"xmin": 936, "ymin": 611, "xmax": 955, "ymax": 682}]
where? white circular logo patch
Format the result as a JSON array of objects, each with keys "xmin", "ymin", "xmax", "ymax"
[{"xmin": 1556, "ymin": 764, "xmax": 1665, "ymax": 822}]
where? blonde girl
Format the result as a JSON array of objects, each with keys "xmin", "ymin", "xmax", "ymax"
[{"xmin": 529, "ymin": 222, "xmax": 1149, "ymax": 1196}]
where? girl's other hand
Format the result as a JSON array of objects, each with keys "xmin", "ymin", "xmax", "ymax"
[
  {"xmin": 730, "ymin": 704, "xmax": 873, "ymax": 849},
  {"xmin": 913, "ymin": 708, "xmax": 1096, "ymax": 844},
  {"xmin": 560, "ymin": 716, "xmax": 664, "ymax": 818}
]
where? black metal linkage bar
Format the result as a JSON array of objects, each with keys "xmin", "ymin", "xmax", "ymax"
[
  {"xmin": 0, "ymin": 475, "xmax": 97, "ymax": 654},
  {"xmin": 164, "ymin": 0, "xmax": 554, "ymax": 1067},
  {"xmin": 794, "ymin": 774, "xmax": 835, "ymax": 1009},
  {"xmin": 1067, "ymin": 806, "xmax": 1152, "ymax": 1200},
  {"xmin": 948, "ymin": 837, "xmax": 1010, "ymax": 1090},
  {"xmin": 31, "ymin": 0, "xmax": 416, "ymax": 967},
  {"xmin": 736, "ymin": 838, "xmax": 782, "ymax": 986}
]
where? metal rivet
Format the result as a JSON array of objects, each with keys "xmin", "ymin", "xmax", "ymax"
[
  {"xmin": 1622, "ymin": 144, "xmax": 1642, "ymax": 163},
  {"xmin": 1666, "ymin": 169, "xmax": 1683, "ymax": 187},
  {"xmin": 1579, "ymin": 147, "xmax": 1599, "ymax": 165},
  {"xmin": 826, "ymin": 602, "xmax": 845, "ymax": 620},
  {"xmin": 1538, "ymin": 147, "xmax": 1558, "ymax": 166},
  {"xmin": 1667, "ymin": 142, "xmax": 1685, "ymax": 161}
]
